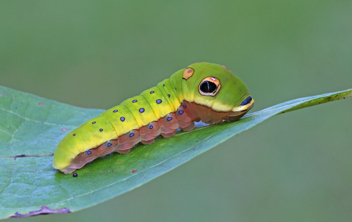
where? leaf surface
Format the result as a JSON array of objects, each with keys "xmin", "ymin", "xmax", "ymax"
[{"xmin": 0, "ymin": 86, "xmax": 351, "ymax": 219}]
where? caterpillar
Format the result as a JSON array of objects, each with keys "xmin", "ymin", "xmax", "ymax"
[{"xmin": 53, "ymin": 62, "xmax": 254, "ymax": 174}]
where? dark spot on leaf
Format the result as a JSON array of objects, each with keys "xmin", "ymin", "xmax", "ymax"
[
  {"xmin": 131, "ymin": 170, "xmax": 137, "ymax": 173},
  {"xmin": 10, "ymin": 206, "xmax": 71, "ymax": 218},
  {"xmin": 3, "ymin": 154, "xmax": 54, "ymax": 160},
  {"xmin": 14, "ymin": 154, "xmax": 26, "ymax": 160},
  {"xmin": 73, "ymin": 173, "xmax": 78, "ymax": 177}
]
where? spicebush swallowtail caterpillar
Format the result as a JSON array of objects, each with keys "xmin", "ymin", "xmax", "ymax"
[{"xmin": 53, "ymin": 62, "xmax": 254, "ymax": 174}]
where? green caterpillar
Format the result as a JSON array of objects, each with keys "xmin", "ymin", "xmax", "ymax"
[{"xmin": 53, "ymin": 62, "xmax": 254, "ymax": 174}]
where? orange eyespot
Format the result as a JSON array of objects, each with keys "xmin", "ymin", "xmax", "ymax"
[
  {"xmin": 183, "ymin": 68, "xmax": 194, "ymax": 80},
  {"xmin": 198, "ymin": 77, "xmax": 221, "ymax": 96}
]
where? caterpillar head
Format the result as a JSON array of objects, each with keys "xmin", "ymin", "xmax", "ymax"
[{"xmin": 181, "ymin": 62, "xmax": 254, "ymax": 121}]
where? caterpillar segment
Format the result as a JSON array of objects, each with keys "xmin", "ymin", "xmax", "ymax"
[{"xmin": 53, "ymin": 62, "xmax": 254, "ymax": 174}]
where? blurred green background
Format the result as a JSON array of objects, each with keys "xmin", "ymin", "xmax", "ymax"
[{"xmin": 1, "ymin": 0, "xmax": 352, "ymax": 221}]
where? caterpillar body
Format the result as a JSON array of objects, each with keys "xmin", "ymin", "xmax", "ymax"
[{"xmin": 53, "ymin": 62, "xmax": 254, "ymax": 174}]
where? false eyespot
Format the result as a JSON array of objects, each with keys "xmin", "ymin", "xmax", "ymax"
[
  {"xmin": 198, "ymin": 77, "xmax": 221, "ymax": 96},
  {"xmin": 183, "ymin": 67, "xmax": 194, "ymax": 80}
]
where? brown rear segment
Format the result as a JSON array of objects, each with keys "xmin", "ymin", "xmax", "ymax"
[{"xmin": 61, "ymin": 101, "xmax": 250, "ymax": 174}]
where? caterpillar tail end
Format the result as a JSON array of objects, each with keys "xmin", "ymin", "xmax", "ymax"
[
  {"xmin": 55, "ymin": 166, "xmax": 77, "ymax": 174},
  {"xmin": 53, "ymin": 140, "xmax": 80, "ymax": 174},
  {"xmin": 53, "ymin": 154, "xmax": 77, "ymax": 174}
]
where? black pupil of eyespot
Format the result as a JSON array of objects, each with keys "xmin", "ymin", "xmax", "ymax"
[
  {"xmin": 200, "ymin": 81, "xmax": 217, "ymax": 93},
  {"xmin": 240, "ymin": 96, "xmax": 252, "ymax": 106}
]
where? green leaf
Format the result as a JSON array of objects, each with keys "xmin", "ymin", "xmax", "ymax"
[{"xmin": 0, "ymin": 85, "xmax": 351, "ymax": 219}]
